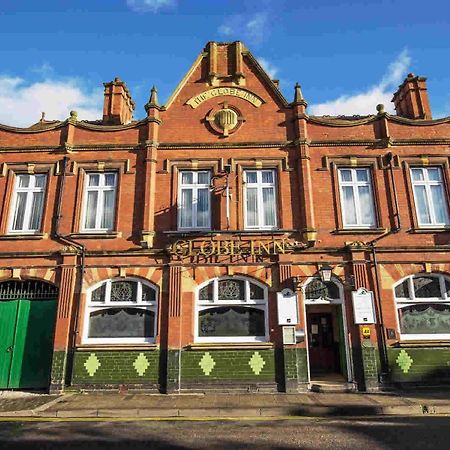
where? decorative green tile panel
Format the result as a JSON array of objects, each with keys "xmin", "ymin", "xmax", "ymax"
[
  {"xmin": 388, "ymin": 348, "xmax": 450, "ymax": 384},
  {"xmin": 199, "ymin": 352, "xmax": 216, "ymax": 376},
  {"xmin": 181, "ymin": 349, "xmax": 275, "ymax": 382},
  {"xmin": 249, "ymin": 352, "xmax": 265, "ymax": 375},
  {"xmin": 396, "ymin": 349, "xmax": 413, "ymax": 374},
  {"xmin": 73, "ymin": 350, "xmax": 159, "ymax": 385},
  {"xmin": 133, "ymin": 352, "xmax": 150, "ymax": 376},
  {"xmin": 84, "ymin": 353, "xmax": 101, "ymax": 377}
]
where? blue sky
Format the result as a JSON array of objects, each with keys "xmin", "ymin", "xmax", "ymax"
[{"xmin": 1, "ymin": 0, "xmax": 450, "ymax": 126}]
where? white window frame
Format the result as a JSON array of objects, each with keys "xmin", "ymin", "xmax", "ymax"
[
  {"xmin": 177, "ymin": 170, "xmax": 211, "ymax": 231},
  {"xmin": 410, "ymin": 166, "xmax": 450, "ymax": 228},
  {"xmin": 338, "ymin": 167, "xmax": 377, "ymax": 228},
  {"xmin": 394, "ymin": 274, "xmax": 450, "ymax": 341},
  {"xmin": 83, "ymin": 277, "xmax": 158, "ymax": 344},
  {"xmin": 81, "ymin": 172, "xmax": 117, "ymax": 232},
  {"xmin": 8, "ymin": 173, "xmax": 47, "ymax": 234},
  {"xmin": 243, "ymin": 169, "xmax": 278, "ymax": 230},
  {"xmin": 195, "ymin": 276, "xmax": 269, "ymax": 343}
]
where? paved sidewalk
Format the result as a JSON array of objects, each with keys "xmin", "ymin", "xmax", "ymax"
[{"xmin": 1, "ymin": 390, "xmax": 450, "ymax": 418}]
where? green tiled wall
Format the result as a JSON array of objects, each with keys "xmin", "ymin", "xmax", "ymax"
[
  {"xmin": 181, "ymin": 349, "xmax": 276, "ymax": 382},
  {"xmin": 72, "ymin": 350, "xmax": 160, "ymax": 385},
  {"xmin": 388, "ymin": 347, "xmax": 450, "ymax": 384}
]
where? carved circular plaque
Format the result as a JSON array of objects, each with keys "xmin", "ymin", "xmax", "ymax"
[{"xmin": 206, "ymin": 102, "xmax": 244, "ymax": 137}]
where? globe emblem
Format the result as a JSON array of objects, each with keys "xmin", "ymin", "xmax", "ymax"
[{"xmin": 214, "ymin": 108, "xmax": 238, "ymax": 132}]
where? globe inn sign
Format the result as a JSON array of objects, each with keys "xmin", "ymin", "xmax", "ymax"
[
  {"xmin": 186, "ymin": 87, "xmax": 264, "ymax": 108},
  {"xmin": 168, "ymin": 238, "xmax": 303, "ymax": 257}
]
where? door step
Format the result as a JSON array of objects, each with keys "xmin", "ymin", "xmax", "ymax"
[{"xmin": 309, "ymin": 381, "xmax": 357, "ymax": 393}]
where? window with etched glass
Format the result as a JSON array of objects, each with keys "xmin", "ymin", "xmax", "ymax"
[
  {"xmin": 196, "ymin": 277, "xmax": 268, "ymax": 342},
  {"xmin": 244, "ymin": 169, "xmax": 277, "ymax": 230},
  {"xmin": 410, "ymin": 167, "xmax": 450, "ymax": 227},
  {"xmin": 84, "ymin": 278, "xmax": 158, "ymax": 344},
  {"xmin": 82, "ymin": 172, "xmax": 117, "ymax": 232},
  {"xmin": 178, "ymin": 171, "xmax": 211, "ymax": 230},
  {"xmin": 338, "ymin": 168, "xmax": 376, "ymax": 228},
  {"xmin": 394, "ymin": 274, "xmax": 450, "ymax": 339},
  {"xmin": 9, "ymin": 174, "xmax": 47, "ymax": 233},
  {"xmin": 304, "ymin": 278, "xmax": 340, "ymax": 301}
]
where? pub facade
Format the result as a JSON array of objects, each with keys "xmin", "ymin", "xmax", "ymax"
[{"xmin": 1, "ymin": 41, "xmax": 450, "ymax": 393}]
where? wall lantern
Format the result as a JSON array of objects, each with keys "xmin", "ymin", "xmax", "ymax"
[{"xmin": 319, "ymin": 264, "xmax": 333, "ymax": 282}]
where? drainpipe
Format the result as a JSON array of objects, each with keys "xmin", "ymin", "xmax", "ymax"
[
  {"xmin": 53, "ymin": 156, "xmax": 86, "ymax": 386},
  {"xmin": 367, "ymin": 151, "xmax": 401, "ymax": 381}
]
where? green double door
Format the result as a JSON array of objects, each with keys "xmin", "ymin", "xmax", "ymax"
[{"xmin": 0, "ymin": 298, "xmax": 57, "ymax": 389}]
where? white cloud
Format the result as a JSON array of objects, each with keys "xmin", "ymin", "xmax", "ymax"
[
  {"xmin": 310, "ymin": 50, "xmax": 412, "ymax": 116},
  {"xmin": 245, "ymin": 12, "xmax": 268, "ymax": 45},
  {"xmin": 0, "ymin": 75, "xmax": 103, "ymax": 127},
  {"xmin": 126, "ymin": 0, "xmax": 175, "ymax": 13},
  {"xmin": 257, "ymin": 57, "xmax": 279, "ymax": 79},
  {"xmin": 218, "ymin": 12, "xmax": 269, "ymax": 45}
]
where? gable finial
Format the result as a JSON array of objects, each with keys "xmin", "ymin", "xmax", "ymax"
[
  {"xmin": 145, "ymin": 86, "xmax": 160, "ymax": 112},
  {"xmin": 293, "ymin": 82, "xmax": 308, "ymax": 107}
]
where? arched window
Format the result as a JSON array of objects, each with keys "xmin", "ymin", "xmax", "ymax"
[
  {"xmin": 304, "ymin": 278, "xmax": 341, "ymax": 301},
  {"xmin": 196, "ymin": 277, "xmax": 268, "ymax": 343},
  {"xmin": 83, "ymin": 278, "xmax": 158, "ymax": 344},
  {"xmin": 394, "ymin": 273, "xmax": 450, "ymax": 339}
]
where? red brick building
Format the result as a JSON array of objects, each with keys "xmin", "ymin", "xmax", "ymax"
[{"xmin": 1, "ymin": 41, "xmax": 450, "ymax": 393}]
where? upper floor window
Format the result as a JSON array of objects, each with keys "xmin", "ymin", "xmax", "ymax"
[
  {"xmin": 83, "ymin": 278, "xmax": 158, "ymax": 344},
  {"xmin": 178, "ymin": 170, "xmax": 211, "ymax": 230},
  {"xmin": 82, "ymin": 172, "xmax": 117, "ymax": 232},
  {"xmin": 196, "ymin": 277, "xmax": 268, "ymax": 343},
  {"xmin": 411, "ymin": 167, "xmax": 450, "ymax": 227},
  {"xmin": 244, "ymin": 169, "xmax": 277, "ymax": 230},
  {"xmin": 338, "ymin": 168, "xmax": 376, "ymax": 228},
  {"xmin": 394, "ymin": 273, "xmax": 450, "ymax": 340},
  {"xmin": 9, "ymin": 174, "xmax": 47, "ymax": 233}
]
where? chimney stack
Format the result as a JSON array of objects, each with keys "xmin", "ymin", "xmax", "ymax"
[
  {"xmin": 103, "ymin": 78, "xmax": 135, "ymax": 125},
  {"xmin": 392, "ymin": 73, "xmax": 432, "ymax": 120}
]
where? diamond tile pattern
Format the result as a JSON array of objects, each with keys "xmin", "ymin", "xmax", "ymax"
[
  {"xmin": 84, "ymin": 353, "xmax": 101, "ymax": 377},
  {"xmin": 199, "ymin": 352, "xmax": 216, "ymax": 376},
  {"xmin": 133, "ymin": 352, "xmax": 150, "ymax": 376},
  {"xmin": 396, "ymin": 349, "xmax": 414, "ymax": 373},
  {"xmin": 249, "ymin": 351, "xmax": 266, "ymax": 375}
]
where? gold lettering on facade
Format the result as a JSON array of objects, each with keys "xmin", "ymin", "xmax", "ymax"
[
  {"xmin": 186, "ymin": 88, "xmax": 264, "ymax": 109},
  {"xmin": 168, "ymin": 239, "xmax": 297, "ymax": 257}
]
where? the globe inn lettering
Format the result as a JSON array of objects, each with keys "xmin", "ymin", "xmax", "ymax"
[
  {"xmin": 186, "ymin": 88, "xmax": 263, "ymax": 109},
  {"xmin": 169, "ymin": 239, "xmax": 294, "ymax": 257}
]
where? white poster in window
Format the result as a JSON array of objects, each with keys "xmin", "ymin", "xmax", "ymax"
[{"xmin": 352, "ymin": 288, "xmax": 376, "ymax": 324}]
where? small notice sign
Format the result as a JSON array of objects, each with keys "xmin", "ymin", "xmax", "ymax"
[{"xmin": 352, "ymin": 288, "xmax": 376, "ymax": 324}]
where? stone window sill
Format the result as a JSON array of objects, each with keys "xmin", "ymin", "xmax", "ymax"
[
  {"xmin": 68, "ymin": 232, "xmax": 121, "ymax": 239},
  {"xmin": 76, "ymin": 344, "xmax": 158, "ymax": 351},
  {"xmin": 408, "ymin": 227, "xmax": 450, "ymax": 234},
  {"xmin": 0, "ymin": 233, "xmax": 47, "ymax": 240},
  {"xmin": 164, "ymin": 229, "xmax": 297, "ymax": 237},
  {"xmin": 332, "ymin": 228, "xmax": 387, "ymax": 235},
  {"xmin": 391, "ymin": 341, "xmax": 450, "ymax": 348},
  {"xmin": 186, "ymin": 342, "xmax": 273, "ymax": 351}
]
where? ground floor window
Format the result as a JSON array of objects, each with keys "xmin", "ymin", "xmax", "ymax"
[
  {"xmin": 394, "ymin": 273, "xmax": 450, "ymax": 339},
  {"xmin": 83, "ymin": 278, "xmax": 158, "ymax": 344},
  {"xmin": 196, "ymin": 277, "xmax": 268, "ymax": 343}
]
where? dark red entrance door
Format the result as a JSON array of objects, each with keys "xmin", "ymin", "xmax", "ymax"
[{"xmin": 307, "ymin": 312, "xmax": 338, "ymax": 375}]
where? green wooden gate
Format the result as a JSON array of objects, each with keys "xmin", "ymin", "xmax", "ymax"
[{"xmin": 0, "ymin": 280, "xmax": 58, "ymax": 389}]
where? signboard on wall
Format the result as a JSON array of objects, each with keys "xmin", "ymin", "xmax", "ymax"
[
  {"xmin": 277, "ymin": 288, "xmax": 299, "ymax": 325},
  {"xmin": 352, "ymin": 288, "xmax": 376, "ymax": 324}
]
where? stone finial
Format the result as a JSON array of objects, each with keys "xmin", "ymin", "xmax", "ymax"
[
  {"xmin": 145, "ymin": 86, "xmax": 160, "ymax": 112},
  {"xmin": 376, "ymin": 104, "xmax": 385, "ymax": 115},
  {"xmin": 293, "ymin": 82, "xmax": 308, "ymax": 107},
  {"xmin": 40, "ymin": 112, "xmax": 46, "ymax": 122},
  {"xmin": 69, "ymin": 110, "xmax": 78, "ymax": 122}
]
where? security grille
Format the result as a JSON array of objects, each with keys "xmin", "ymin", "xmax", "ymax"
[{"xmin": 0, "ymin": 280, "xmax": 58, "ymax": 300}]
